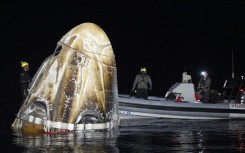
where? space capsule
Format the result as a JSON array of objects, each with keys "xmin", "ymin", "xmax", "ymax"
[{"xmin": 12, "ymin": 23, "xmax": 119, "ymax": 133}]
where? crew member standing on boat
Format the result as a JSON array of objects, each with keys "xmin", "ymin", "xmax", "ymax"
[
  {"xmin": 20, "ymin": 61, "xmax": 32, "ymax": 102},
  {"xmin": 197, "ymin": 71, "xmax": 211, "ymax": 103},
  {"xmin": 131, "ymin": 67, "xmax": 152, "ymax": 99}
]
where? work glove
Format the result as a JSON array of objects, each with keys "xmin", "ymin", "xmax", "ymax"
[
  {"xmin": 129, "ymin": 90, "xmax": 135, "ymax": 97},
  {"xmin": 130, "ymin": 90, "xmax": 134, "ymax": 94}
]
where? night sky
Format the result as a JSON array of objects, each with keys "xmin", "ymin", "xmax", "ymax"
[{"xmin": 1, "ymin": 1, "xmax": 244, "ymax": 105}]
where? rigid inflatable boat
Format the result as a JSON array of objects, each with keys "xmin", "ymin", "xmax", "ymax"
[{"xmin": 118, "ymin": 82, "xmax": 245, "ymax": 120}]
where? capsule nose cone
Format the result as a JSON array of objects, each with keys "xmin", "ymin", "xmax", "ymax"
[{"xmin": 60, "ymin": 23, "xmax": 115, "ymax": 57}]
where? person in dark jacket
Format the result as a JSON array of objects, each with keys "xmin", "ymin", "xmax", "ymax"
[
  {"xmin": 197, "ymin": 71, "xmax": 211, "ymax": 103},
  {"xmin": 131, "ymin": 67, "xmax": 152, "ymax": 99},
  {"xmin": 20, "ymin": 61, "xmax": 32, "ymax": 101}
]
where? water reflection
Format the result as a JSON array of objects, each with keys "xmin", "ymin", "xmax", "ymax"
[
  {"xmin": 118, "ymin": 119, "xmax": 245, "ymax": 153},
  {"xmin": 237, "ymin": 130, "xmax": 245, "ymax": 153},
  {"xmin": 12, "ymin": 130, "xmax": 119, "ymax": 153},
  {"xmin": 7, "ymin": 118, "xmax": 245, "ymax": 153},
  {"xmin": 228, "ymin": 120, "xmax": 245, "ymax": 153}
]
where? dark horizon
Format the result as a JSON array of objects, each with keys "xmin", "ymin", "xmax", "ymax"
[{"xmin": 1, "ymin": 1, "xmax": 244, "ymax": 103}]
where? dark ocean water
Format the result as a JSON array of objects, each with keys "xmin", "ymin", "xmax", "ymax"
[{"xmin": 1, "ymin": 112, "xmax": 245, "ymax": 153}]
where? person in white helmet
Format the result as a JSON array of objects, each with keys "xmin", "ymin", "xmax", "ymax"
[
  {"xmin": 131, "ymin": 67, "xmax": 152, "ymax": 99},
  {"xmin": 20, "ymin": 61, "xmax": 32, "ymax": 102},
  {"xmin": 197, "ymin": 71, "xmax": 211, "ymax": 103}
]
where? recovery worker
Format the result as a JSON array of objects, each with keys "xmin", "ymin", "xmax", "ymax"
[{"xmin": 131, "ymin": 67, "xmax": 152, "ymax": 99}]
